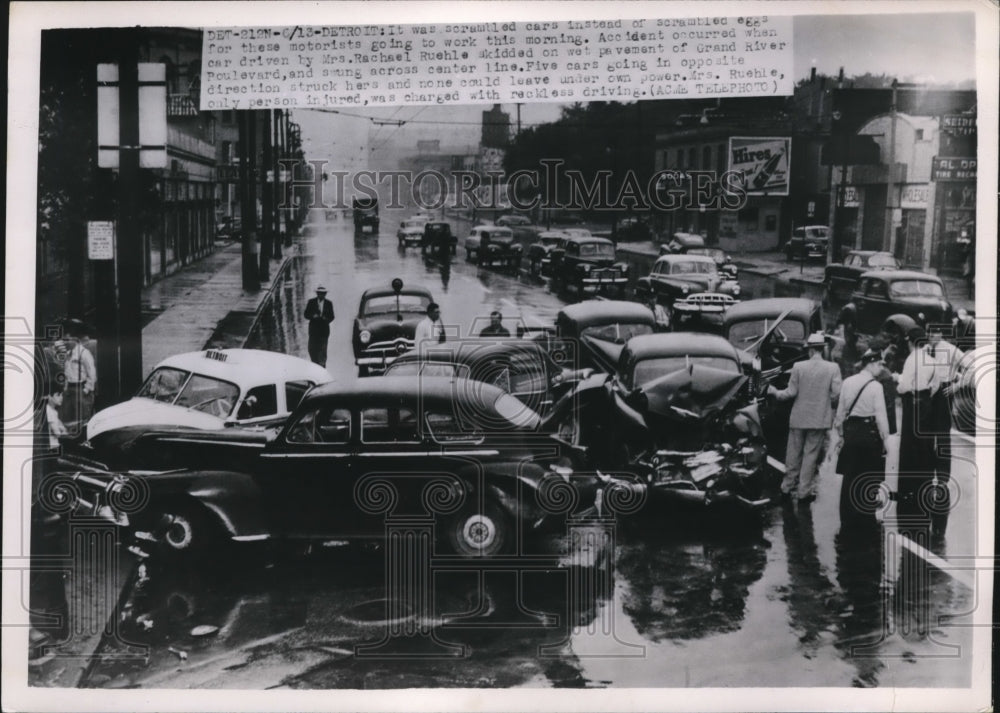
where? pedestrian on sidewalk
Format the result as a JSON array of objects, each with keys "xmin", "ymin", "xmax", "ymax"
[
  {"xmin": 834, "ymin": 348, "xmax": 889, "ymax": 533},
  {"xmin": 415, "ymin": 302, "xmax": 446, "ymax": 350},
  {"xmin": 771, "ymin": 332, "xmax": 842, "ymax": 504},
  {"xmin": 60, "ymin": 321, "xmax": 96, "ymax": 435},
  {"xmin": 304, "ymin": 286, "xmax": 334, "ymax": 367}
]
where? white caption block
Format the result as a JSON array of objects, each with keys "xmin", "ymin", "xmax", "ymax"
[{"xmin": 200, "ymin": 16, "xmax": 793, "ymax": 110}]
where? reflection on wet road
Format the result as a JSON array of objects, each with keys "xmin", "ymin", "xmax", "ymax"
[{"xmin": 73, "ymin": 211, "xmax": 977, "ymax": 689}]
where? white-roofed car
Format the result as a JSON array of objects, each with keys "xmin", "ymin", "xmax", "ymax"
[{"xmin": 84, "ymin": 349, "xmax": 331, "ymax": 445}]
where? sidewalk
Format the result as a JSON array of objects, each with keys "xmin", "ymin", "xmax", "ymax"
[{"xmin": 141, "ymin": 241, "xmax": 294, "ymax": 372}]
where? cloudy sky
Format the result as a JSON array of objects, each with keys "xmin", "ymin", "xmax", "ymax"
[{"xmin": 294, "ymin": 10, "xmax": 979, "ymax": 163}]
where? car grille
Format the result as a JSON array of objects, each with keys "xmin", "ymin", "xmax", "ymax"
[
  {"xmin": 357, "ymin": 338, "xmax": 414, "ymax": 370},
  {"xmin": 591, "ymin": 268, "xmax": 620, "ymax": 279}
]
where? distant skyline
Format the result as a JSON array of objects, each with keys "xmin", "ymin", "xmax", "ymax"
[{"xmin": 294, "ymin": 10, "xmax": 979, "ymax": 162}]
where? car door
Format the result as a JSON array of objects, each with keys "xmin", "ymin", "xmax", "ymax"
[
  {"xmin": 261, "ymin": 400, "xmax": 356, "ymax": 538},
  {"xmin": 352, "ymin": 400, "xmax": 429, "ymax": 535}
]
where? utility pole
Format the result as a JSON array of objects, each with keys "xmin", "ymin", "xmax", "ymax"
[
  {"xmin": 239, "ymin": 111, "xmax": 260, "ymax": 290},
  {"xmin": 259, "ymin": 109, "xmax": 272, "ymax": 281},
  {"xmin": 271, "ymin": 109, "xmax": 282, "ymax": 258}
]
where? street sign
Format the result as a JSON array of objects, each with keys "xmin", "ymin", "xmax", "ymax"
[
  {"xmin": 87, "ymin": 221, "xmax": 115, "ymax": 260},
  {"xmin": 97, "ymin": 63, "xmax": 168, "ymax": 168}
]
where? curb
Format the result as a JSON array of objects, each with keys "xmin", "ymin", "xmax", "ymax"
[{"xmin": 240, "ymin": 251, "xmax": 296, "ymax": 348}]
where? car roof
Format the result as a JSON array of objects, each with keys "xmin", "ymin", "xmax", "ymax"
[
  {"xmin": 537, "ymin": 231, "xmax": 567, "ymax": 239},
  {"xmin": 155, "ymin": 349, "xmax": 330, "ymax": 386},
  {"xmin": 654, "ymin": 254, "xmax": 716, "ymax": 265},
  {"xmin": 623, "ymin": 332, "xmax": 740, "ymax": 361},
  {"xmin": 723, "ymin": 297, "xmax": 816, "ymax": 324},
  {"xmin": 796, "ymin": 225, "xmax": 830, "ymax": 230},
  {"xmin": 304, "ymin": 375, "xmax": 509, "ymax": 412},
  {"xmin": 471, "ymin": 224, "xmax": 512, "ymax": 232},
  {"xmin": 564, "ymin": 235, "xmax": 613, "ymax": 246},
  {"xmin": 858, "ymin": 270, "xmax": 943, "ymax": 283},
  {"xmin": 388, "ymin": 339, "xmax": 546, "ymax": 369},
  {"xmin": 558, "ymin": 300, "xmax": 656, "ymax": 327},
  {"xmin": 360, "ymin": 284, "xmax": 434, "ymax": 300}
]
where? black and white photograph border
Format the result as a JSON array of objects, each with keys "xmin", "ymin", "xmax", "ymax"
[{"xmin": 3, "ymin": 1, "xmax": 997, "ymax": 711}]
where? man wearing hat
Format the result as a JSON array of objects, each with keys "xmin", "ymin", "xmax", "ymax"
[
  {"xmin": 304, "ymin": 286, "xmax": 335, "ymax": 367},
  {"xmin": 770, "ymin": 331, "xmax": 843, "ymax": 503}
]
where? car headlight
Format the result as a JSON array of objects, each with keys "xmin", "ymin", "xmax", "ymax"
[
  {"xmin": 581, "ymin": 263, "xmax": 592, "ymax": 272},
  {"xmin": 681, "ymin": 284, "xmax": 690, "ymax": 294},
  {"xmin": 360, "ymin": 330, "xmax": 372, "ymax": 344}
]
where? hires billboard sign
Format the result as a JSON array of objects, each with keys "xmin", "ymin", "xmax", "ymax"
[{"xmin": 729, "ymin": 137, "xmax": 791, "ymax": 196}]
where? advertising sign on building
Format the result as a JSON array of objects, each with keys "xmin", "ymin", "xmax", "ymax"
[
  {"xmin": 729, "ymin": 137, "xmax": 791, "ymax": 196},
  {"xmin": 941, "ymin": 114, "xmax": 977, "ymax": 138},
  {"xmin": 931, "ymin": 157, "xmax": 977, "ymax": 181},
  {"xmin": 900, "ymin": 184, "xmax": 930, "ymax": 209}
]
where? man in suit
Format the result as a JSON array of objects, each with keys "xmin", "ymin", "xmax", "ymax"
[
  {"xmin": 771, "ymin": 332, "xmax": 843, "ymax": 503},
  {"xmin": 304, "ymin": 286, "xmax": 334, "ymax": 367}
]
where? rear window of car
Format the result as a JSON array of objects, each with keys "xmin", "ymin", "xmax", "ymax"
[
  {"xmin": 889, "ymin": 280, "xmax": 944, "ymax": 298},
  {"xmin": 385, "ymin": 361, "xmax": 470, "ymax": 379},
  {"xmin": 632, "ymin": 356, "xmax": 739, "ymax": 386},
  {"xmin": 869, "ymin": 254, "xmax": 898, "ymax": 268},
  {"xmin": 582, "ymin": 322, "xmax": 654, "ymax": 344},
  {"xmin": 727, "ymin": 318, "xmax": 806, "ymax": 346},
  {"xmin": 363, "ymin": 294, "xmax": 430, "ymax": 316}
]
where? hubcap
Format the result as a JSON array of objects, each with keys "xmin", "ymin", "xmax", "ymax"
[
  {"xmin": 463, "ymin": 515, "xmax": 496, "ymax": 549},
  {"xmin": 165, "ymin": 515, "xmax": 194, "ymax": 549}
]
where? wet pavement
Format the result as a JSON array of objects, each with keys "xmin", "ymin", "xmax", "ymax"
[{"xmin": 32, "ymin": 208, "xmax": 979, "ymax": 689}]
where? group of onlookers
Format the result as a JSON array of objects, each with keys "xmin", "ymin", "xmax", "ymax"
[{"xmin": 773, "ymin": 323, "xmax": 963, "ymax": 547}]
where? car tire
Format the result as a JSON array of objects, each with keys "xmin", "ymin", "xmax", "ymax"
[{"xmin": 445, "ymin": 502, "xmax": 510, "ymax": 557}]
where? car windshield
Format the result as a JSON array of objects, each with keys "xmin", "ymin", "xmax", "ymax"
[
  {"xmin": 582, "ymin": 322, "xmax": 654, "ymax": 344},
  {"xmin": 889, "ymin": 280, "xmax": 944, "ymax": 298},
  {"xmin": 488, "ymin": 229, "xmax": 514, "ymax": 242},
  {"xmin": 869, "ymin": 254, "xmax": 898, "ymax": 268},
  {"xmin": 804, "ymin": 227, "xmax": 830, "ymax": 239},
  {"xmin": 137, "ymin": 367, "xmax": 240, "ymax": 416},
  {"xmin": 671, "ymin": 260, "xmax": 717, "ymax": 275},
  {"xmin": 363, "ymin": 294, "xmax": 430, "ymax": 316},
  {"xmin": 402, "ymin": 220, "xmax": 424, "ymax": 228},
  {"xmin": 727, "ymin": 318, "xmax": 806, "ymax": 346},
  {"xmin": 688, "ymin": 248, "xmax": 724, "ymax": 260},
  {"xmin": 540, "ymin": 236, "xmax": 562, "ymax": 246},
  {"xmin": 632, "ymin": 355, "xmax": 739, "ymax": 386},
  {"xmin": 493, "ymin": 392, "xmax": 540, "ymax": 430},
  {"xmin": 579, "ymin": 243, "xmax": 615, "ymax": 258}
]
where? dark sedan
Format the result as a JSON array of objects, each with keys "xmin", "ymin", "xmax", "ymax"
[
  {"xmin": 353, "ymin": 281, "xmax": 434, "ymax": 375},
  {"xmin": 823, "ymin": 250, "xmax": 900, "ymax": 302},
  {"xmin": 615, "ymin": 332, "xmax": 743, "ymax": 390},
  {"xmin": 548, "ymin": 236, "xmax": 629, "ymax": 296},
  {"xmin": 57, "ymin": 377, "xmax": 596, "ymax": 557},
  {"xmin": 555, "ymin": 300, "xmax": 657, "ymax": 374},
  {"xmin": 838, "ymin": 270, "xmax": 953, "ymax": 339},
  {"xmin": 523, "ymin": 231, "xmax": 567, "ymax": 278}
]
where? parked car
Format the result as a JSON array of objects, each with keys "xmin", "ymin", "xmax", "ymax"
[
  {"xmin": 543, "ymin": 334, "xmax": 769, "ymax": 513},
  {"xmin": 523, "ymin": 231, "xmax": 567, "ymax": 278},
  {"xmin": 670, "ymin": 292, "xmax": 739, "ymax": 332},
  {"xmin": 496, "ymin": 214, "xmax": 535, "ymax": 234},
  {"xmin": 548, "ymin": 236, "xmax": 629, "ymax": 296},
  {"xmin": 420, "ymin": 221, "xmax": 456, "ymax": 257},
  {"xmin": 784, "ymin": 225, "xmax": 830, "ymax": 261},
  {"xmin": 555, "ymin": 300, "xmax": 657, "ymax": 374},
  {"xmin": 397, "ymin": 218, "xmax": 429, "ymax": 246},
  {"xmin": 659, "ymin": 232, "xmax": 705, "ymax": 255},
  {"xmin": 562, "ymin": 228, "xmax": 593, "ymax": 239},
  {"xmin": 352, "ymin": 196, "xmax": 380, "ymax": 234},
  {"xmin": 383, "ymin": 338, "xmax": 592, "ymax": 416},
  {"xmin": 82, "ymin": 349, "xmax": 331, "ymax": 448},
  {"xmin": 353, "ymin": 280, "xmax": 434, "ymax": 376},
  {"xmin": 58, "ymin": 377, "xmax": 598, "ymax": 557},
  {"xmin": 215, "ymin": 217, "xmax": 241, "ymax": 241},
  {"xmin": 838, "ymin": 270, "xmax": 954, "ymax": 339},
  {"xmin": 685, "ymin": 247, "xmax": 738, "ymax": 280},
  {"xmin": 614, "ymin": 216, "xmax": 653, "ymax": 242},
  {"xmin": 823, "ymin": 250, "xmax": 901, "ymax": 302},
  {"xmin": 635, "ymin": 254, "xmax": 741, "ymax": 306},
  {"xmin": 464, "ymin": 225, "xmax": 522, "ymax": 269}
]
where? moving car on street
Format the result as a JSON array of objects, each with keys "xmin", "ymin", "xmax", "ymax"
[
  {"xmin": 658, "ymin": 232, "xmax": 705, "ymax": 255},
  {"xmin": 784, "ymin": 225, "xmax": 830, "ymax": 261},
  {"xmin": 548, "ymin": 236, "xmax": 629, "ymax": 296},
  {"xmin": 823, "ymin": 250, "xmax": 900, "ymax": 302},
  {"xmin": 59, "ymin": 377, "xmax": 597, "ymax": 557},
  {"xmin": 523, "ymin": 230, "xmax": 567, "ymax": 278},
  {"xmin": 397, "ymin": 218, "xmax": 429, "ymax": 247},
  {"xmin": 353, "ymin": 279, "xmax": 434, "ymax": 376},
  {"xmin": 352, "ymin": 196, "xmax": 380, "ymax": 235},
  {"xmin": 420, "ymin": 221, "xmax": 456, "ymax": 257},
  {"xmin": 555, "ymin": 300, "xmax": 657, "ymax": 374},
  {"xmin": 635, "ymin": 254, "xmax": 741, "ymax": 307},
  {"xmin": 465, "ymin": 225, "xmax": 522, "ymax": 270},
  {"xmin": 83, "ymin": 348, "xmax": 331, "ymax": 446},
  {"xmin": 837, "ymin": 270, "xmax": 954, "ymax": 340}
]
